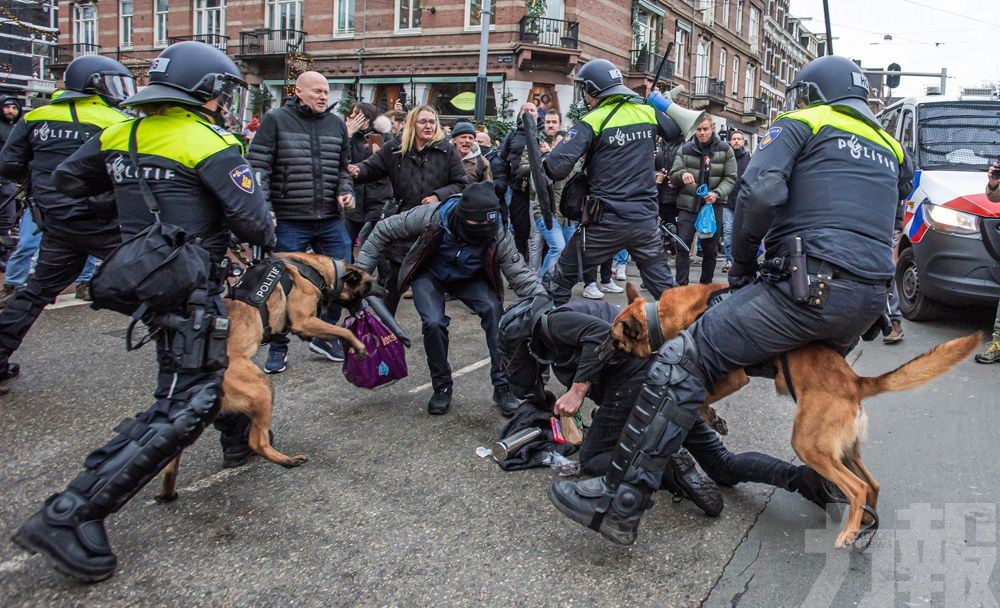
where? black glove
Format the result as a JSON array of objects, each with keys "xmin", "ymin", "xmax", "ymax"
[
  {"xmin": 861, "ymin": 312, "xmax": 892, "ymax": 341},
  {"xmin": 727, "ymin": 259, "xmax": 758, "ymax": 290}
]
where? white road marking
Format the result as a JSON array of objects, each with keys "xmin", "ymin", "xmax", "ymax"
[
  {"xmin": 45, "ymin": 294, "xmax": 90, "ymax": 310},
  {"xmin": 407, "ymin": 357, "xmax": 491, "ymax": 394}
]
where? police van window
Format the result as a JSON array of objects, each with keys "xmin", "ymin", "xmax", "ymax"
[
  {"xmin": 880, "ymin": 108, "xmax": 900, "ymax": 138},
  {"xmin": 899, "ymin": 109, "xmax": 914, "ymax": 152}
]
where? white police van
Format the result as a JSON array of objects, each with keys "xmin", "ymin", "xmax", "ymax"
[{"xmin": 878, "ymin": 94, "xmax": 1000, "ymax": 320}]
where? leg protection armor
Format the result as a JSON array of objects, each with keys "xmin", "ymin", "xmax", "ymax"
[
  {"xmin": 548, "ymin": 332, "xmax": 708, "ymax": 544},
  {"xmin": 13, "ymin": 383, "xmax": 221, "ymax": 582}
]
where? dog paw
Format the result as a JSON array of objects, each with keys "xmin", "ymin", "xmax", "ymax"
[
  {"xmin": 353, "ymin": 346, "xmax": 368, "ymax": 359},
  {"xmin": 706, "ymin": 407, "xmax": 729, "ymax": 436},
  {"xmin": 155, "ymin": 492, "xmax": 178, "ymax": 504},
  {"xmin": 280, "ymin": 454, "xmax": 309, "ymax": 468}
]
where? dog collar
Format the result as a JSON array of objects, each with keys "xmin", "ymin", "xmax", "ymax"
[
  {"xmin": 645, "ymin": 300, "xmax": 665, "ymax": 352},
  {"xmin": 330, "ymin": 258, "xmax": 347, "ymax": 299}
]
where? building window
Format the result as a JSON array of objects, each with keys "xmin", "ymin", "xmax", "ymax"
[
  {"xmin": 735, "ymin": 1, "xmax": 744, "ymax": 34},
  {"xmin": 699, "ymin": 0, "xmax": 713, "ymax": 25},
  {"xmin": 635, "ymin": 9, "xmax": 660, "ymax": 52},
  {"xmin": 119, "ymin": 0, "xmax": 133, "ymax": 49},
  {"xmin": 194, "ymin": 0, "xmax": 226, "ymax": 39},
  {"xmin": 748, "ymin": 7, "xmax": 760, "ymax": 49},
  {"xmin": 154, "ymin": 0, "xmax": 169, "ymax": 47},
  {"xmin": 673, "ymin": 25, "xmax": 688, "ymax": 77},
  {"xmin": 732, "ymin": 57, "xmax": 739, "ymax": 95},
  {"xmin": 722, "ymin": 0, "xmax": 730, "ymax": 27},
  {"xmin": 266, "ymin": 0, "xmax": 303, "ymax": 31},
  {"xmin": 335, "ymin": 0, "xmax": 355, "ymax": 35},
  {"xmin": 744, "ymin": 65, "xmax": 756, "ymax": 108},
  {"xmin": 74, "ymin": 3, "xmax": 98, "ymax": 48},
  {"xmin": 396, "ymin": 0, "xmax": 422, "ymax": 32},
  {"xmin": 429, "ymin": 82, "xmax": 496, "ymax": 118},
  {"xmin": 719, "ymin": 48, "xmax": 727, "ymax": 83},
  {"xmin": 466, "ymin": 0, "xmax": 495, "ymax": 29}
]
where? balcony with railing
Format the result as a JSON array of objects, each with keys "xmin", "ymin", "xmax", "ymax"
[
  {"xmin": 692, "ymin": 77, "xmax": 727, "ymax": 107},
  {"xmin": 743, "ymin": 97, "xmax": 769, "ymax": 119},
  {"xmin": 169, "ymin": 33, "xmax": 229, "ymax": 51},
  {"xmin": 238, "ymin": 29, "xmax": 307, "ymax": 57},
  {"xmin": 518, "ymin": 16, "xmax": 579, "ymax": 49},
  {"xmin": 52, "ymin": 43, "xmax": 101, "ymax": 67},
  {"xmin": 629, "ymin": 49, "xmax": 673, "ymax": 77}
]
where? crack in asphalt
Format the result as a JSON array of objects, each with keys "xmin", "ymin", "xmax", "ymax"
[{"xmin": 697, "ymin": 486, "xmax": 777, "ymax": 608}]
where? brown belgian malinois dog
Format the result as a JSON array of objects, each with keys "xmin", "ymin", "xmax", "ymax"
[
  {"xmin": 607, "ymin": 282, "xmax": 979, "ymax": 549},
  {"xmin": 157, "ymin": 252, "xmax": 375, "ymax": 502}
]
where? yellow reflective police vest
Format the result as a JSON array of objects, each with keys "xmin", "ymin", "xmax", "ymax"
[
  {"xmin": 99, "ymin": 106, "xmax": 243, "ymax": 168},
  {"xmin": 775, "ymin": 105, "xmax": 904, "ymax": 164}
]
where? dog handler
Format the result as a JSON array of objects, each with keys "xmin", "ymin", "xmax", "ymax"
[
  {"xmin": 548, "ymin": 55, "xmax": 913, "ymax": 545},
  {"xmin": 12, "ymin": 42, "xmax": 274, "ymax": 582}
]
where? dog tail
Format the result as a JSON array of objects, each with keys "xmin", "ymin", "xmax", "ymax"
[{"xmin": 858, "ymin": 332, "xmax": 981, "ymax": 399}]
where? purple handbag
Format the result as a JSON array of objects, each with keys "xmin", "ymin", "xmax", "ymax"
[{"xmin": 340, "ymin": 309, "xmax": 408, "ymax": 389}]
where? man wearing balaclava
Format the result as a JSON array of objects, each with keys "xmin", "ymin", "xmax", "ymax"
[{"xmin": 356, "ymin": 182, "xmax": 546, "ymax": 416}]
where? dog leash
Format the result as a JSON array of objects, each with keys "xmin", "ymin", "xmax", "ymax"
[{"xmin": 779, "ymin": 352, "xmax": 797, "ymax": 402}]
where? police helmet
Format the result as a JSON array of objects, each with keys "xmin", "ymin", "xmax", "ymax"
[
  {"xmin": 575, "ymin": 59, "xmax": 639, "ymax": 100},
  {"xmin": 782, "ymin": 55, "xmax": 877, "ymax": 123},
  {"xmin": 122, "ymin": 41, "xmax": 248, "ymax": 119},
  {"xmin": 59, "ymin": 55, "xmax": 136, "ymax": 106}
]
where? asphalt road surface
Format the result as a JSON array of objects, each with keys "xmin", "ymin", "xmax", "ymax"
[{"xmin": 1, "ymin": 269, "xmax": 997, "ymax": 607}]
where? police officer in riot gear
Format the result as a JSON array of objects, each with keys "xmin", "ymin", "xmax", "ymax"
[
  {"xmin": 0, "ymin": 55, "xmax": 135, "ymax": 394},
  {"xmin": 548, "ymin": 55, "xmax": 913, "ymax": 545},
  {"xmin": 12, "ymin": 41, "xmax": 274, "ymax": 582},
  {"xmin": 542, "ymin": 59, "xmax": 681, "ymax": 305}
]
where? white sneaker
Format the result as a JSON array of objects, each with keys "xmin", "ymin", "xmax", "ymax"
[
  {"xmin": 614, "ymin": 263, "xmax": 627, "ymax": 281},
  {"xmin": 583, "ymin": 282, "xmax": 605, "ymax": 299},
  {"xmin": 599, "ymin": 280, "xmax": 624, "ymax": 293}
]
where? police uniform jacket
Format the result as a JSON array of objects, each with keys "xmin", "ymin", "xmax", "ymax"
[
  {"xmin": 732, "ymin": 105, "xmax": 912, "ymax": 281},
  {"xmin": 53, "ymin": 105, "xmax": 275, "ymax": 259},
  {"xmin": 544, "ymin": 95, "xmax": 678, "ymax": 224},
  {"xmin": 0, "ymin": 95, "xmax": 128, "ymax": 234},
  {"xmin": 354, "ymin": 198, "xmax": 544, "ymax": 301},
  {"xmin": 245, "ymin": 98, "xmax": 353, "ymax": 221},
  {"xmin": 669, "ymin": 133, "xmax": 738, "ymax": 212}
]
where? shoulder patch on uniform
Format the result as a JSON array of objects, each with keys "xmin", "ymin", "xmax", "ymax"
[
  {"xmin": 230, "ymin": 164, "xmax": 255, "ymax": 194},
  {"xmin": 565, "ymin": 129, "xmax": 577, "ymax": 142},
  {"xmin": 209, "ymin": 124, "xmax": 232, "ymax": 136},
  {"xmin": 759, "ymin": 126, "xmax": 782, "ymax": 150}
]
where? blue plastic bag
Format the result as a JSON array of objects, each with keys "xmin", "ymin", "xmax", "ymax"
[{"xmin": 695, "ymin": 203, "xmax": 717, "ymax": 239}]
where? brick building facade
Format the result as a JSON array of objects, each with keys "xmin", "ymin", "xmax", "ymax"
[{"xmin": 51, "ymin": 0, "xmax": 815, "ymax": 136}]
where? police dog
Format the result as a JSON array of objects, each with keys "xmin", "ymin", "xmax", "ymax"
[
  {"xmin": 608, "ymin": 282, "xmax": 979, "ymax": 549},
  {"xmin": 158, "ymin": 252, "xmax": 374, "ymax": 502}
]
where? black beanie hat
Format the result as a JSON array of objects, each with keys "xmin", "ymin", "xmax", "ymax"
[
  {"xmin": 456, "ymin": 182, "xmax": 500, "ymax": 222},
  {"xmin": 451, "ymin": 121, "xmax": 477, "ymax": 139}
]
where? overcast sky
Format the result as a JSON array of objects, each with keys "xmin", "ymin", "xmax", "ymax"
[{"xmin": 791, "ymin": 0, "xmax": 1000, "ymax": 97}]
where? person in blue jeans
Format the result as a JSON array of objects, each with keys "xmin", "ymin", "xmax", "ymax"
[{"xmin": 0, "ymin": 209, "xmax": 99, "ymax": 307}]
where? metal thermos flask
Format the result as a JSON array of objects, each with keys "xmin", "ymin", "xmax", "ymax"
[{"xmin": 492, "ymin": 427, "xmax": 544, "ymax": 461}]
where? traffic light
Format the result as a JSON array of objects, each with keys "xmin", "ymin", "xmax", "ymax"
[{"xmin": 887, "ymin": 63, "xmax": 901, "ymax": 89}]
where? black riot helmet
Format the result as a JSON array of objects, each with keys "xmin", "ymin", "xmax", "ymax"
[
  {"xmin": 122, "ymin": 41, "xmax": 248, "ymax": 122},
  {"xmin": 498, "ymin": 294, "xmax": 555, "ymax": 387},
  {"xmin": 783, "ymin": 55, "xmax": 877, "ymax": 123},
  {"xmin": 59, "ymin": 55, "xmax": 136, "ymax": 106},
  {"xmin": 574, "ymin": 59, "xmax": 639, "ymax": 100}
]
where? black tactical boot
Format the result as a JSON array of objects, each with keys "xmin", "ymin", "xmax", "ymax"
[
  {"xmin": 492, "ymin": 385, "xmax": 520, "ymax": 417},
  {"xmin": 660, "ymin": 450, "xmax": 724, "ymax": 517},
  {"xmin": 13, "ymin": 490, "xmax": 117, "ymax": 583},
  {"xmin": 427, "ymin": 388, "xmax": 452, "ymax": 415},
  {"xmin": 548, "ymin": 477, "xmax": 653, "ymax": 545}
]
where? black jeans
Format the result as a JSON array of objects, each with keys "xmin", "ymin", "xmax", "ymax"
[
  {"xmin": 0, "ymin": 226, "xmax": 119, "ymax": 367},
  {"xmin": 675, "ymin": 203, "xmax": 724, "ymax": 285},
  {"xmin": 509, "ymin": 188, "xmax": 532, "ymax": 260},
  {"xmin": 578, "ymin": 360, "xmax": 806, "ymax": 491},
  {"xmin": 410, "ymin": 273, "xmax": 506, "ymax": 393}
]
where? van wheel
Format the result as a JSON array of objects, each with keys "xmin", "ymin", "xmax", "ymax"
[{"xmin": 896, "ymin": 247, "xmax": 948, "ymax": 321}]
